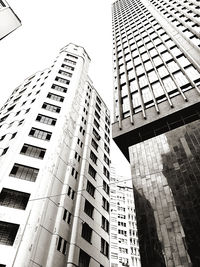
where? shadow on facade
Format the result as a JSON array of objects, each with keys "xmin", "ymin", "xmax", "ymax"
[
  {"xmin": 162, "ymin": 122, "xmax": 200, "ymax": 266},
  {"xmin": 133, "ymin": 187, "xmax": 166, "ymax": 267}
]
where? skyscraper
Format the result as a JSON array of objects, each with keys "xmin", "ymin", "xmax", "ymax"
[
  {"xmin": 110, "ymin": 167, "xmax": 140, "ymax": 267},
  {"xmin": 0, "ymin": 0, "xmax": 21, "ymax": 40},
  {"xmin": 112, "ymin": 0, "xmax": 200, "ymax": 266},
  {"xmin": 0, "ymin": 43, "xmax": 111, "ymax": 267}
]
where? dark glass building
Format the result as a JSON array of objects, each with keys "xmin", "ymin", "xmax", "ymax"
[{"xmin": 112, "ymin": 0, "xmax": 200, "ymax": 266}]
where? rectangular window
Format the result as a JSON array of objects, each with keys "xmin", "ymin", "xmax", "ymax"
[
  {"xmin": 0, "ymin": 0, "xmax": 6, "ymax": 8},
  {"xmin": 47, "ymin": 92, "xmax": 64, "ymax": 102},
  {"xmin": 90, "ymin": 151, "xmax": 97, "ymax": 164},
  {"xmin": 101, "ymin": 238, "xmax": 109, "ymax": 257},
  {"xmin": 0, "ymin": 221, "xmax": 19, "ymax": 246},
  {"xmin": 84, "ymin": 200, "xmax": 94, "ymax": 218},
  {"xmin": 0, "ymin": 188, "xmax": 30, "ymax": 210},
  {"xmin": 93, "ymin": 128, "xmax": 101, "ymax": 141},
  {"xmin": 58, "ymin": 70, "xmax": 72, "ymax": 78},
  {"xmin": 95, "ymin": 111, "xmax": 100, "ymax": 120},
  {"xmin": 102, "ymin": 197, "xmax": 109, "ymax": 212},
  {"xmin": 64, "ymin": 59, "xmax": 76, "ymax": 65},
  {"xmin": 63, "ymin": 208, "xmax": 72, "ymax": 224},
  {"xmin": 96, "ymin": 103, "xmax": 101, "ymax": 113},
  {"xmin": 51, "ymin": 84, "xmax": 67, "ymax": 93},
  {"xmin": 55, "ymin": 76, "xmax": 70, "ymax": 85},
  {"xmin": 79, "ymin": 249, "xmax": 91, "ymax": 267},
  {"xmin": 96, "ymin": 96, "xmax": 102, "ymax": 105},
  {"xmin": 67, "ymin": 186, "xmax": 75, "ymax": 200},
  {"xmin": 91, "ymin": 138, "xmax": 98, "ymax": 151},
  {"xmin": 94, "ymin": 119, "xmax": 100, "ymax": 129},
  {"xmin": 61, "ymin": 64, "xmax": 74, "ymax": 71},
  {"xmin": 10, "ymin": 163, "xmax": 39, "ymax": 182},
  {"xmin": 67, "ymin": 53, "xmax": 78, "ymax": 60},
  {"xmin": 103, "ymin": 181, "xmax": 110, "ymax": 195},
  {"xmin": 81, "ymin": 223, "xmax": 92, "ymax": 243},
  {"xmin": 29, "ymin": 127, "xmax": 52, "ymax": 141},
  {"xmin": 57, "ymin": 236, "xmax": 67, "ymax": 255},
  {"xmin": 36, "ymin": 114, "xmax": 57, "ymax": 125},
  {"xmin": 88, "ymin": 164, "xmax": 97, "ymax": 179},
  {"xmin": 104, "ymin": 154, "xmax": 110, "ymax": 166},
  {"xmin": 42, "ymin": 102, "xmax": 61, "ymax": 113},
  {"xmin": 20, "ymin": 144, "xmax": 46, "ymax": 159},
  {"xmin": 104, "ymin": 143, "xmax": 110, "ymax": 154},
  {"xmin": 103, "ymin": 167, "xmax": 110, "ymax": 180},
  {"xmin": 86, "ymin": 180, "xmax": 95, "ymax": 197},
  {"xmin": 102, "ymin": 216, "xmax": 109, "ymax": 233},
  {"xmin": 105, "ymin": 134, "xmax": 110, "ymax": 144}
]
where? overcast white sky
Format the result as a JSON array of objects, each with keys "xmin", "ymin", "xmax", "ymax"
[{"xmin": 0, "ymin": 0, "xmax": 132, "ymax": 182}]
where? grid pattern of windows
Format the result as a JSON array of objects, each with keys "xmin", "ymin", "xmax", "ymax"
[
  {"xmin": 0, "ymin": 221, "xmax": 19, "ymax": 246},
  {"xmin": 29, "ymin": 127, "xmax": 52, "ymax": 141},
  {"xmin": 36, "ymin": 114, "xmax": 57, "ymax": 125},
  {"xmin": 0, "ymin": 188, "xmax": 30, "ymax": 210},
  {"xmin": 112, "ymin": 0, "xmax": 200, "ymax": 124},
  {"xmin": 20, "ymin": 144, "xmax": 46, "ymax": 159},
  {"xmin": 9, "ymin": 163, "xmax": 39, "ymax": 182}
]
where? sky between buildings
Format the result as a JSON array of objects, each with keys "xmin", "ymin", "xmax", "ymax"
[{"xmin": 0, "ymin": 0, "xmax": 132, "ymax": 183}]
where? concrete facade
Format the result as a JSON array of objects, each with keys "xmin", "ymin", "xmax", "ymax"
[
  {"xmin": 112, "ymin": 0, "xmax": 200, "ymax": 266},
  {"xmin": 0, "ymin": 43, "xmax": 111, "ymax": 267}
]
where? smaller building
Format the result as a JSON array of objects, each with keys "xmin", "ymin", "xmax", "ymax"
[
  {"xmin": 0, "ymin": 0, "xmax": 21, "ymax": 40},
  {"xmin": 110, "ymin": 167, "xmax": 141, "ymax": 267}
]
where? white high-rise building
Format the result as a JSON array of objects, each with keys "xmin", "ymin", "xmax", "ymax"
[
  {"xmin": 0, "ymin": 43, "xmax": 111, "ymax": 267},
  {"xmin": 110, "ymin": 167, "xmax": 140, "ymax": 267}
]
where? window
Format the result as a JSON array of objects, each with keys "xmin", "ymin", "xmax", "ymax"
[
  {"xmin": 55, "ymin": 76, "xmax": 70, "ymax": 85},
  {"xmin": 79, "ymin": 249, "xmax": 91, "ymax": 267},
  {"xmin": 67, "ymin": 186, "xmax": 75, "ymax": 200},
  {"xmin": 42, "ymin": 102, "xmax": 61, "ymax": 113},
  {"xmin": 64, "ymin": 59, "xmax": 76, "ymax": 65},
  {"xmin": 96, "ymin": 103, "xmax": 101, "ymax": 113},
  {"xmin": 104, "ymin": 154, "xmax": 110, "ymax": 166},
  {"xmin": 93, "ymin": 128, "xmax": 101, "ymax": 141},
  {"xmin": 67, "ymin": 53, "xmax": 78, "ymax": 60},
  {"xmin": 86, "ymin": 180, "xmax": 95, "ymax": 197},
  {"xmin": 71, "ymin": 167, "xmax": 78, "ymax": 179},
  {"xmin": 95, "ymin": 111, "xmax": 100, "ymax": 120},
  {"xmin": 104, "ymin": 143, "xmax": 110, "ymax": 154},
  {"xmin": 51, "ymin": 84, "xmax": 67, "ymax": 93},
  {"xmin": 20, "ymin": 144, "xmax": 46, "ymax": 159},
  {"xmin": 29, "ymin": 128, "xmax": 52, "ymax": 141},
  {"xmin": 81, "ymin": 223, "xmax": 92, "ymax": 243},
  {"xmin": 47, "ymin": 93, "xmax": 64, "ymax": 102},
  {"xmin": 84, "ymin": 200, "xmax": 94, "ymax": 218},
  {"xmin": 90, "ymin": 151, "xmax": 97, "ymax": 164},
  {"xmin": 102, "ymin": 197, "xmax": 109, "ymax": 212},
  {"xmin": 101, "ymin": 238, "xmax": 109, "ymax": 257},
  {"xmin": 57, "ymin": 236, "xmax": 67, "ymax": 255},
  {"xmin": 103, "ymin": 181, "xmax": 110, "ymax": 195},
  {"xmin": 88, "ymin": 164, "xmax": 96, "ymax": 179},
  {"xmin": 0, "ymin": 0, "xmax": 6, "ymax": 8},
  {"xmin": 0, "ymin": 221, "xmax": 19, "ymax": 248},
  {"xmin": 10, "ymin": 163, "xmax": 38, "ymax": 182},
  {"xmin": 94, "ymin": 119, "xmax": 100, "ymax": 129},
  {"xmin": 91, "ymin": 139, "xmax": 98, "ymax": 151},
  {"xmin": 0, "ymin": 188, "xmax": 30, "ymax": 210},
  {"xmin": 102, "ymin": 216, "xmax": 109, "ymax": 233},
  {"xmin": 63, "ymin": 209, "xmax": 72, "ymax": 224},
  {"xmin": 58, "ymin": 70, "xmax": 72, "ymax": 77},
  {"xmin": 1, "ymin": 147, "xmax": 8, "ymax": 156},
  {"xmin": 105, "ymin": 125, "xmax": 110, "ymax": 134},
  {"xmin": 61, "ymin": 64, "xmax": 74, "ymax": 71},
  {"xmin": 103, "ymin": 167, "xmax": 110, "ymax": 180},
  {"xmin": 36, "ymin": 114, "xmax": 57, "ymax": 125},
  {"xmin": 96, "ymin": 96, "xmax": 102, "ymax": 105},
  {"xmin": 105, "ymin": 134, "xmax": 110, "ymax": 144}
]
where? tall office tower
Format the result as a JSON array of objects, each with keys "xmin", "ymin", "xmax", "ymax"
[
  {"xmin": 112, "ymin": 0, "xmax": 200, "ymax": 266},
  {"xmin": 0, "ymin": 0, "xmax": 21, "ymax": 40},
  {"xmin": 110, "ymin": 167, "xmax": 140, "ymax": 267},
  {"xmin": 0, "ymin": 43, "xmax": 111, "ymax": 267}
]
